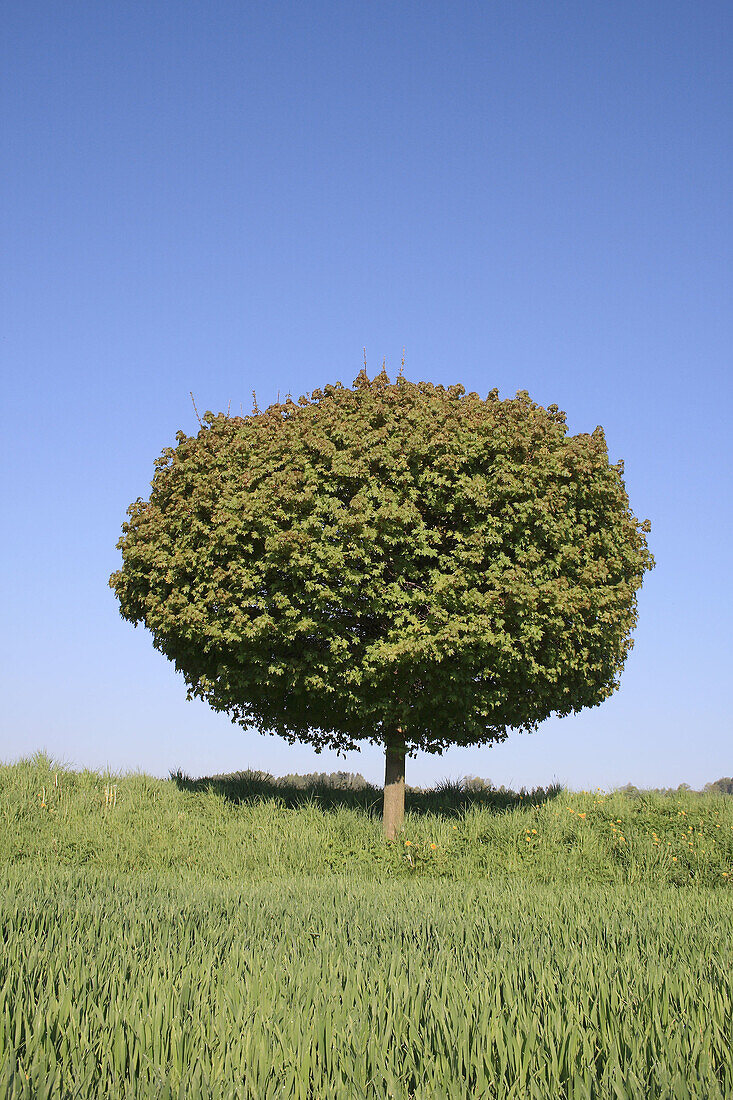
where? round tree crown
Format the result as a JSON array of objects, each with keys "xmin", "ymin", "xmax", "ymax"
[{"xmin": 110, "ymin": 373, "xmax": 653, "ymax": 753}]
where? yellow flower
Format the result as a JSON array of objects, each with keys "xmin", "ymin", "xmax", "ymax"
[
  {"xmin": 722, "ymin": 872, "xmax": 728, "ymax": 877},
  {"xmin": 430, "ymin": 843, "xmax": 437, "ymax": 850},
  {"xmin": 531, "ymin": 829, "xmax": 537, "ymax": 834},
  {"xmin": 672, "ymin": 857, "xmax": 677, "ymax": 862},
  {"xmin": 578, "ymin": 813, "xmax": 586, "ymax": 819},
  {"xmin": 404, "ymin": 840, "xmax": 412, "ymax": 847}
]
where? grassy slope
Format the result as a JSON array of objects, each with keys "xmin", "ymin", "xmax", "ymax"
[
  {"xmin": 2, "ymin": 757, "xmax": 733, "ymax": 1097},
  {"xmin": 3, "ymin": 755, "xmax": 732, "ymax": 884}
]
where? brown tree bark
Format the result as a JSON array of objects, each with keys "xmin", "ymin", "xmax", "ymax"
[{"xmin": 383, "ymin": 731, "xmax": 406, "ymax": 840}]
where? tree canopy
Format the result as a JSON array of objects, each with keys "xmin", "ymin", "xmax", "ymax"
[{"xmin": 111, "ymin": 370, "xmax": 653, "ymax": 770}]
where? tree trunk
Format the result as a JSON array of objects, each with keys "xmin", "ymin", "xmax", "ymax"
[{"xmin": 383, "ymin": 731, "xmax": 406, "ymax": 840}]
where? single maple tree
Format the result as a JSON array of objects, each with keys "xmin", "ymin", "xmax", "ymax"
[{"xmin": 111, "ymin": 370, "xmax": 653, "ymax": 837}]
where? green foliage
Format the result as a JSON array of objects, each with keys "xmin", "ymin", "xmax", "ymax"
[
  {"xmin": 707, "ymin": 777, "xmax": 733, "ymax": 795},
  {"xmin": 110, "ymin": 372, "xmax": 653, "ymax": 753}
]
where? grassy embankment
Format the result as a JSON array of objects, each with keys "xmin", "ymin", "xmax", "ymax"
[
  {"xmin": 4, "ymin": 754, "xmax": 733, "ymax": 883},
  {"xmin": 2, "ymin": 755, "xmax": 732, "ymax": 1098}
]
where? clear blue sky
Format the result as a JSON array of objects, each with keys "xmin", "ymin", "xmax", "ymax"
[{"xmin": 2, "ymin": 1, "xmax": 731, "ymax": 790}]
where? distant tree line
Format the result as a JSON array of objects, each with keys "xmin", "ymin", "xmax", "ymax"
[
  {"xmin": 704, "ymin": 777, "xmax": 733, "ymax": 794},
  {"xmin": 615, "ymin": 778, "xmax": 733, "ymax": 796},
  {"xmin": 203, "ymin": 770, "xmax": 732, "ymax": 795}
]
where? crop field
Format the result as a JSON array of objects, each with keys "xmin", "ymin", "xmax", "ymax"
[{"xmin": 2, "ymin": 757, "xmax": 732, "ymax": 1098}]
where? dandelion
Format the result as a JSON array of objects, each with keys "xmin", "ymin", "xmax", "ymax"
[
  {"xmin": 430, "ymin": 843, "xmax": 437, "ymax": 850},
  {"xmin": 578, "ymin": 813, "xmax": 586, "ymax": 819},
  {"xmin": 672, "ymin": 857, "xmax": 678, "ymax": 862},
  {"xmin": 531, "ymin": 829, "xmax": 537, "ymax": 834},
  {"xmin": 404, "ymin": 841, "xmax": 412, "ymax": 847}
]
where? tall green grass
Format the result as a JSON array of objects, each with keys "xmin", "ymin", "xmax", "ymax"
[
  {"xmin": 2, "ymin": 872, "xmax": 731, "ymax": 1098},
  {"xmin": 2, "ymin": 757, "xmax": 732, "ymax": 1097},
  {"xmin": 2, "ymin": 754, "xmax": 732, "ymax": 884}
]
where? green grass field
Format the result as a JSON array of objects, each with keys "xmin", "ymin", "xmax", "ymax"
[{"xmin": 2, "ymin": 755, "xmax": 732, "ymax": 1097}]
